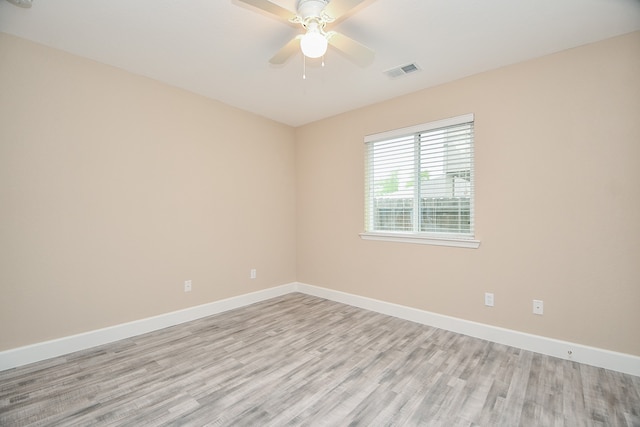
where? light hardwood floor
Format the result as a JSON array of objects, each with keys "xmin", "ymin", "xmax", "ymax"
[{"xmin": 1, "ymin": 293, "xmax": 639, "ymax": 426}]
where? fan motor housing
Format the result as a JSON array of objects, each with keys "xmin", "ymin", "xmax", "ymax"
[{"xmin": 297, "ymin": 0, "xmax": 329, "ymax": 20}]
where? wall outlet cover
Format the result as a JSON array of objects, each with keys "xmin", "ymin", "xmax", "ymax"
[
  {"xmin": 484, "ymin": 292, "xmax": 494, "ymax": 307},
  {"xmin": 533, "ymin": 299, "xmax": 543, "ymax": 315}
]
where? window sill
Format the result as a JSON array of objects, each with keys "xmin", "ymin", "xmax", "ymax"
[{"xmin": 359, "ymin": 232, "xmax": 481, "ymax": 249}]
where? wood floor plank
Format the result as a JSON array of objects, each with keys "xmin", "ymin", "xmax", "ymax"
[{"xmin": 1, "ymin": 293, "xmax": 639, "ymax": 426}]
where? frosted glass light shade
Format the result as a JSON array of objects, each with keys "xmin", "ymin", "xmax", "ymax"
[{"xmin": 300, "ymin": 31, "xmax": 328, "ymax": 58}]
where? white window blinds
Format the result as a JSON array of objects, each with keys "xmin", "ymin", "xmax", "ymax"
[{"xmin": 364, "ymin": 114, "xmax": 475, "ymax": 240}]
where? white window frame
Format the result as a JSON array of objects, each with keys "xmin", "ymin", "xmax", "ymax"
[{"xmin": 360, "ymin": 113, "xmax": 480, "ymax": 248}]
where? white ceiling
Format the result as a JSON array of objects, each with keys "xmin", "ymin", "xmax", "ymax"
[{"xmin": 1, "ymin": 0, "xmax": 639, "ymax": 127}]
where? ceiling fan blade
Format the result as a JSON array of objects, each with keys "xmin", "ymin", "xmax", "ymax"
[
  {"xmin": 327, "ymin": 32, "xmax": 374, "ymax": 67},
  {"xmin": 269, "ymin": 36, "xmax": 303, "ymax": 65},
  {"xmin": 324, "ymin": 0, "xmax": 368, "ymax": 20},
  {"xmin": 236, "ymin": 0, "xmax": 294, "ymax": 20}
]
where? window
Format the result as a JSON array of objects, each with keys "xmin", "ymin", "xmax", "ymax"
[{"xmin": 362, "ymin": 114, "xmax": 479, "ymax": 248}]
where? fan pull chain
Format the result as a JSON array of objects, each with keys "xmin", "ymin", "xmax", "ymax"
[
  {"xmin": 303, "ymin": 55, "xmax": 306, "ymax": 80},
  {"xmin": 302, "ymin": 55, "xmax": 325, "ymax": 79}
]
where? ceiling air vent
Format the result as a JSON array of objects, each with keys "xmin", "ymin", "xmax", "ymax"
[
  {"xmin": 384, "ymin": 63, "xmax": 421, "ymax": 79},
  {"xmin": 6, "ymin": 0, "xmax": 32, "ymax": 8}
]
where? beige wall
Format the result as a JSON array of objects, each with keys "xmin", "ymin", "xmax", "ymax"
[
  {"xmin": 295, "ymin": 31, "xmax": 640, "ymax": 356},
  {"xmin": 2, "ymin": 31, "xmax": 639, "ymax": 357},
  {"xmin": 0, "ymin": 34, "xmax": 297, "ymax": 350}
]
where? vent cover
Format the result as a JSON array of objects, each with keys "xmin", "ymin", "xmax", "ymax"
[
  {"xmin": 6, "ymin": 0, "xmax": 32, "ymax": 7},
  {"xmin": 383, "ymin": 63, "xmax": 421, "ymax": 79}
]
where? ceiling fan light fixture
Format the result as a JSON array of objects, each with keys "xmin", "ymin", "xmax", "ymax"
[
  {"xmin": 300, "ymin": 29, "xmax": 328, "ymax": 59},
  {"xmin": 239, "ymin": 0, "xmax": 374, "ymax": 66}
]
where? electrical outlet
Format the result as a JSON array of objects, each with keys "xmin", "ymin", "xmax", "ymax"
[
  {"xmin": 533, "ymin": 299, "xmax": 543, "ymax": 315},
  {"xmin": 484, "ymin": 292, "xmax": 494, "ymax": 307},
  {"xmin": 184, "ymin": 280, "xmax": 192, "ymax": 292},
  {"xmin": 250, "ymin": 269, "xmax": 257, "ymax": 279}
]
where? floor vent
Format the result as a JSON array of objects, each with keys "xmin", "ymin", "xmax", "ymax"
[{"xmin": 384, "ymin": 62, "xmax": 421, "ymax": 78}]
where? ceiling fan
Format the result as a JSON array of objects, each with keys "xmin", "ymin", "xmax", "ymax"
[{"xmin": 237, "ymin": 0, "xmax": 375, "ymax": 67}]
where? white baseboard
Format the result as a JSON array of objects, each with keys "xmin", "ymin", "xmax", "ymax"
[
  {"xmin": 2, "ymin": 281, "xmax": 639, "ymax": 378},
  {"xmin": 296, "ymin": 282, "xmax": 640, "ymax": 378},
  {"xmin": 0, "ymin": 283, "xmax": 296, "ymax": 371}
]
